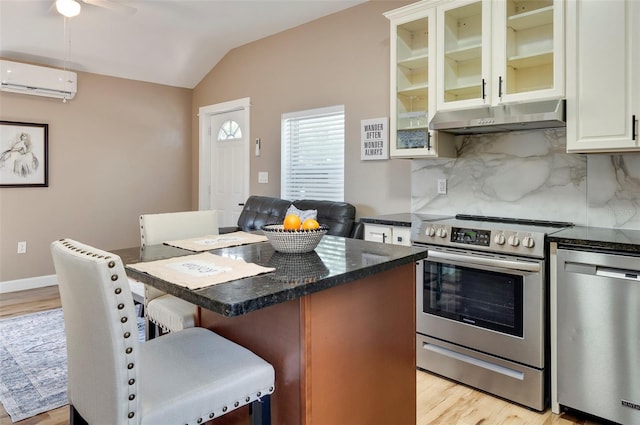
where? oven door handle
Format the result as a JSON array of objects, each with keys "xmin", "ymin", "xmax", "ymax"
[{"xmin": 427, "ymin": 250, "xmax": 541, "ymax": 272}]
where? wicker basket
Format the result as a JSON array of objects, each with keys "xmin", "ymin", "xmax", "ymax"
[{"xmin": 261, "ymin": 224, "xmax": 328, "ymax": 254}]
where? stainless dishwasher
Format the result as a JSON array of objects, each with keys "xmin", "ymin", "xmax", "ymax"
[{"xmin": 557, "ymin": 248, "xmax": 640, "ymax": 424}]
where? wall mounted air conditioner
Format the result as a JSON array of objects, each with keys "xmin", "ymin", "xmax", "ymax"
[{"xmin": 0, "ymin": 60, "xmax": 77, "ymax": 100}]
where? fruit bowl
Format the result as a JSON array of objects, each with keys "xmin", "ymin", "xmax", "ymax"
[{"xmin": 261, "ymin": 224, "xmax": 329, "ymax": 254}]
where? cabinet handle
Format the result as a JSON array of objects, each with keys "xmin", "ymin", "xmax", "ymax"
[
  {"xmin": 498, "ymin": 76, "xmax": 503, "ymax": 99},
  {"xmin": 427, "ymin": 131, "xmax": 432, "ymax": 151},
  {"xmin": 633, "ymin": 115, "xmax": 637, "ymax": 141},
  {"xmin": 482, "ymin": 78, "xmax": 486, "ymax": 100}
]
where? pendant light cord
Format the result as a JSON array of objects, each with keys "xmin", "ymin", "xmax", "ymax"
[{"xmin": 62, "ymin": 16, "xmax": 71, "ymax": 103}]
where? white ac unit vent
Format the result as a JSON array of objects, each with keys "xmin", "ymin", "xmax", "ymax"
[{"xmin": 0, "ymin": 60, "xmax": 77, "ymax": 100}]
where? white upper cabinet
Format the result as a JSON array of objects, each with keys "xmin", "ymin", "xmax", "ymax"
[
  {"xmin": 492, "ymin": 0, "xmax": 564, "ymax": 104},
  {"xmin": 385, "ymin": 2, "xmax": 456, "ymax": 158},
  {"xmin": 436, "ymin": 0, "xmax": 564, "ymax": 111},
  {"xmin": 436, "ymin": 0, "xmax": 491, "ymax": 110},
  {"xmin": 566, "ymin": 0, "xmax": 640, "ymax": 153}
]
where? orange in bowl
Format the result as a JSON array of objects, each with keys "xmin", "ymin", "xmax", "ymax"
[
  {"xmin": 283, "ymin": 214, "xmax": 302, "ymax": 231},
  {"xmin": 301, "ymin": 218, "xmax": 320, "ymax": 230}
]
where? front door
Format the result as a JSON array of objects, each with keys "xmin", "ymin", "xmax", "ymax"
[{"xmin": 198, "ymin": 98, "xmax": 250, "ymax": 227}]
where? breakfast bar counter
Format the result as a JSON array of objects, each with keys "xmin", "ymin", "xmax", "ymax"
[{"xmin": 115, "ymin": 236, "xmax": 427, "ymax": 425}]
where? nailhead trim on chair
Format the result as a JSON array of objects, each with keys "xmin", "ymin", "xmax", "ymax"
[
  {"xmin": 147, "ymin": 315, "xmax": 170, "ymax": 335},
  {"xmin": 58, "ymin": 239, "xmax": 275, "ymax": 425},
  {"xmin": 182, "ymin": 387, "xmax": 276, "ymax": 425},
  {"xmin": 58, "ymin": 239, "xmax": 139, "ymax": 424}
]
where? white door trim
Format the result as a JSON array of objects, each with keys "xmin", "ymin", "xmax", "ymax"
[{"xmin": 198, "ymin": 97, "xmax": 251, "ymax": 211}]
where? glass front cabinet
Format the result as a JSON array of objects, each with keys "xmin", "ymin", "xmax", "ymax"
[
  {"xmin": 436, "ymin": 0, "xmax": 563, "ymax": 110},
  {"xmin": 385, "ymin": 0, "xmax": 563, "ymax": 158},
  {"xmin": 385, "ymin": 3, "xmax": 455, "ymax": 158},
  {"xmin": 437, "ymin": 0, "xmax": 491, "ymax": 110},
  {"xmin": 493, "ymin": 0, "xmax": 564, "ymax": 104},
  {"xmin": 396, "ymin": 0, "xmax": 564, "ymax": 110}
]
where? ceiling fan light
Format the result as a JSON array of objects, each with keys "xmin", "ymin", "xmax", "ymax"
[{"xmin": 56, "ymin": 0, "xmax": 81, "ymax": 18}]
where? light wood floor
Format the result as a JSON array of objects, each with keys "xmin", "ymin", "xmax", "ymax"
[{"xmin": 0, "ymin": 286, "xmax": 606, "ymax": 425}]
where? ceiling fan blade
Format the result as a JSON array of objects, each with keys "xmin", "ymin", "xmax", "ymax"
[{"xmin": 81, "ymin": 0, "xmax": 137, "ymax": 15}]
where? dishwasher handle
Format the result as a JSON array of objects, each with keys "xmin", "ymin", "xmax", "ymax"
[
  {"xmin": 596, "ymin": 267, "xmax": 640, "ymax": 282},
  {"xmin": 565, "ymin": 261, "xmax": 640, "ymax": 282}
]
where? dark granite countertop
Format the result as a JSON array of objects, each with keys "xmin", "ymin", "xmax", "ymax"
[
  {"xmin": 114, "ymin": 235, "xmax": 427, "ymax": 317},
  {"xmin": 549, "ymin": 226, "xmax": 640, "ymax": 254},
  {"xmin": 360, "ymin": 213, "xmax": 451, "ymax": 228}
]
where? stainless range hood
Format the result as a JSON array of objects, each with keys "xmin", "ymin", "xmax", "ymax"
[{"xmin": 429, "ymin": 99, "xmax": 566, "ymax": 135}]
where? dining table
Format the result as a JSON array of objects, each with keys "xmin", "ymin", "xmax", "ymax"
[{"xmin": 114, "ymin": 233, "xmax": 427, "ymax": 425}]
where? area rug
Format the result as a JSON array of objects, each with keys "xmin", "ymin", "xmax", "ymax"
[{"xmin": 0, "ymin": 308, "xmax": 144, "ymax": 423}]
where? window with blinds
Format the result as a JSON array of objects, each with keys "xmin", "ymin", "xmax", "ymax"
[{"xmin": 281, "ymin": 105, "xmax": 345, "ymax": 202}]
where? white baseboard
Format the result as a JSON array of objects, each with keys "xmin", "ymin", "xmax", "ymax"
[{"xmin": 0, "ymin": 275, "xmax": 57, "ymax": 294}]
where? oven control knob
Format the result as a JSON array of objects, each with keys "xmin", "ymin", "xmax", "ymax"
[
  {"xmin": 425, "ymin": 226, "xmax": 436, "ymax": 237},
  {"xmin": 522, "ymin": 236, "xmax": 535, "ymax": 248},
  {"xmin": 508, "ymin": 235, "xmax": 520, "ymax": 247},
  {"xmin": 436, "ymin": 228, "xmax": 448, "ymax": 238},
  {"xmin": 494, "ymin": 234, "xmax": 506, "ymax": 245}
]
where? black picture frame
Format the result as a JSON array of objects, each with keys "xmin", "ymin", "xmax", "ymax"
[{"xmin": 0, "ymin": 121, "xmax": 48, "ymax": 187}]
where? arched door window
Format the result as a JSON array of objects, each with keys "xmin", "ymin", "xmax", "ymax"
[{"xmin": 217, "ymin": 119, "xmax": 242, "ymax": 141}]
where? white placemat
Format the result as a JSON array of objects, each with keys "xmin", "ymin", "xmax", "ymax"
[
  {"xmin": 128, "ymin": 252, "xmax": 274, "ymax": 289},
  {"xmin": 163, "ymin": 231, "xmax": 268, "ymax": 252}
]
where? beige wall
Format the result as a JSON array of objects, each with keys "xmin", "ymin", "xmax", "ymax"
[
  {"xmin": 1, "ymin": 0, "xmax": 412, "ymax": 283},
  {"xmin": 192, "ymin": 0, "xmax": 413, "ymax": 218},
  {"xmin": 0, "ymin": 71, "xmax": 192, "ymax": 281}
]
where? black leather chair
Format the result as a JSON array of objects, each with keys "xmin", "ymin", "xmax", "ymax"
[
  {"xmin": 221, "ymin": 196, "xmax": 363, "ymax": 239},
  {"xmin": 220, "ymin": 196, "xmax": 291, "ymax": 234},
  {"xmin": 292, "ymin": 199, "xmax": 355, "ymax": 238}
]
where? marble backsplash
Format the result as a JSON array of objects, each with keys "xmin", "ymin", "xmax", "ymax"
[{"xmin": 411, "ymin": 129, "xmax": 640, "ymax": 230}]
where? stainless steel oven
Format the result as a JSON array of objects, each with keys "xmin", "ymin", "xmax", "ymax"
[{"xmin": 412, "ymin": 215, "xmax": 572, "ymax": 412}]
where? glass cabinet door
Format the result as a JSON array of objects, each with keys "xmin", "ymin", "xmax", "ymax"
[
  {"xmin": 385, "ymin": 3, "xmax": 456, "ymax": 158},
  {"xmin": 493, "ymin": 0, "xmax": 564, "ymax": 103},
  {"xmin": 437, "ymin": 0, "xmax": 491, "ymax": 110},
  {"xmin": 395, "ymin": 15, "xmax": 430, "ymax": 154}
]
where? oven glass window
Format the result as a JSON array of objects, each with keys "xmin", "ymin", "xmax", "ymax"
[{"xmin": 423, "ymin": 261, "xmax": 524, "ymax": 337}]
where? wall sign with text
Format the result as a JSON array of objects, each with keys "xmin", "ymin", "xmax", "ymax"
[{"xmin": 360, "ymin": 117, "xmax": 389, "ymax": 160}]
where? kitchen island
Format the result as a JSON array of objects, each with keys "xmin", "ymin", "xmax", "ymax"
[{"xmin": 117, "ymin": 235, "xmax": 427, "ymax": 425}]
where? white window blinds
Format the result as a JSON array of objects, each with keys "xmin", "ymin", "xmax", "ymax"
[{"xmin": 281, "ymin": 105, "xmax": 345, "ymax": 202}]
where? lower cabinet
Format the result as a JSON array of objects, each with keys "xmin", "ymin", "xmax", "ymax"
[{"xmin": 364, "ymin": 224, "xmax": 412, "ymax": 246}]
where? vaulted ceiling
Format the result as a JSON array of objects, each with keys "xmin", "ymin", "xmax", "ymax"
[{"xmin": 0, "ymin": 0, "xmax": 367, "ymax": 88}]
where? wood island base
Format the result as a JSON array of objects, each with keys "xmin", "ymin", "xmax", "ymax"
[{"xmin": 200, "ymin": 263, "xmax": 417, "ymax": 425}]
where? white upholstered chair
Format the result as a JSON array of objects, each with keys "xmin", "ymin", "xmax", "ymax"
[
  {"xmin": 51, "ymin": 238, "xmax": 275, "ymax": 425},
  {"xmin": 139, "ymin": 210, "xmax": 218, "ymax": 339}
]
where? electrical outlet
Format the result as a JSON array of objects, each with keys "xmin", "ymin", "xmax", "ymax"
[
  {"xmin": 17, "ymin": 241, "xmax": 27, "ymax": 254},
  {"xmin": 258, "ymin": 171, "xmax": 269, "ymax": 184},
  {"xmin": 437, "ymin": 179, "xmax": 447, "ymax": 194}
]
